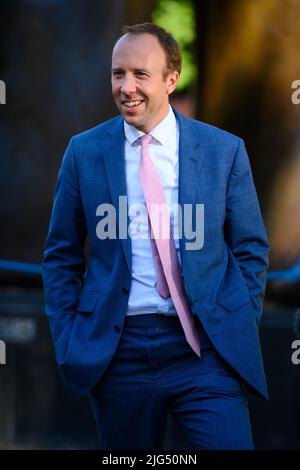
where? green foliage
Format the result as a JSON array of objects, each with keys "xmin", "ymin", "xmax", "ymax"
[{"xmin": 152, "ymin": 0, "xmax": 197, "ymax": 91}]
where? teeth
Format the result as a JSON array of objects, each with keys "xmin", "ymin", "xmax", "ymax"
[{"xmin": 123, "ymin": 101, "xmax": 142, "ymax": 107}]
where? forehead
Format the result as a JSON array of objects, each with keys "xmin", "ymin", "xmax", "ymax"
[{"xmin": 112, "ymin": 33, "xmax": 167, "ymax": 69}]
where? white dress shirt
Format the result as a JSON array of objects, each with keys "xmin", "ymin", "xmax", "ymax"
[{"xmin": 124, "ymin": 105, "xmax": 181, "ymax": 316}]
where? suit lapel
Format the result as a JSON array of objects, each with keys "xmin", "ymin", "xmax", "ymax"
[
  {"xmin": 176, "ymin": 112, "xmax": 205, "ymax": 206},
  {"xmin": 104, "ymin": 117, "xmax": 132, "ymax": 274},
  {"xmin": 174, "ymin": 110, "xmax": 206, "ymax": 258}
]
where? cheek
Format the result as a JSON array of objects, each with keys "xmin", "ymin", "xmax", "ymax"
[{"xmin": 111, "ymin": 82, "xmax": 120, "ymax": 95}]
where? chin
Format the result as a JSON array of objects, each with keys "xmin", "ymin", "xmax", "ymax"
[{"xmin": 124, "ymin": 115, "xmax": 142, "ymax": 126}]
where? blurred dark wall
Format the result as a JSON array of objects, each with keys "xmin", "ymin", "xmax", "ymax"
[{"xmin": 0, "ymin": 0, "xmax": 126, "ymax": 265}]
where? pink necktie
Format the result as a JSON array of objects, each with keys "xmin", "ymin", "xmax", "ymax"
[{"xmin": 139, "ymin": 134, "xmax": 201, "ymax": 357}]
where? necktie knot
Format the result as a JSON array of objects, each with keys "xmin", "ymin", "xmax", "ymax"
[{"xmin": 140, "ymin": 133, "xmax": 153, "ymax": 147}]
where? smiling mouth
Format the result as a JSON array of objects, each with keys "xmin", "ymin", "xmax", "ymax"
[{"xmin": 122, "ymin": 100, "xmax": 144, "ymax": 109}]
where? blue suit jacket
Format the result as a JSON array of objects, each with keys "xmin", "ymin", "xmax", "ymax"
[{"xmin": 42, "ymin": 109, "xmax": 270, "ymax": 399}]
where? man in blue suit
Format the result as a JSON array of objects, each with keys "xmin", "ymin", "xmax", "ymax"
[{"xmin": 42, "ymin": 23, "xmax": 270, "ymax": 450}]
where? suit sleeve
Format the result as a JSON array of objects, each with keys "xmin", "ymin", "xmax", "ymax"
[
  {"xmin": 42, "ymin": 138, "xmax": 87, "ymax": 342},
  {"xmin": 225, "ymin": 138, "xmax": 270, "ymax": 324}
]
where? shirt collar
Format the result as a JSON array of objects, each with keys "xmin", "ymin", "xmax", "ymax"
[{"xmin": 123, "ymin": 105, "xmax": 177, "ymax": 146}]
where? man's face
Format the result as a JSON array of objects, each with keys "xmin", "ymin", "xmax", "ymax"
[{"xmin": 111, "ymin": 33, "xmax": 179, "ymax": 133}]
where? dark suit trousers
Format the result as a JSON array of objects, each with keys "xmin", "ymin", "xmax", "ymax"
[{"xmin": 89, "ymin": 313, "xmax": 254, "ymax": 450}]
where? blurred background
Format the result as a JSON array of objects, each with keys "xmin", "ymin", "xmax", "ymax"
[{"xmin": 0, "ymin": 0, "xmax": 300, "ymax": 449}]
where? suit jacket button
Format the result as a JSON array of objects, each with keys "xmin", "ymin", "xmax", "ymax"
[
  {"xmin": 114, "ymin": 324, "xmax": 121, "ymax": 333},
  {"xmin": 122, "ymin": 287, "xmax": 129, "ymax": 295}
]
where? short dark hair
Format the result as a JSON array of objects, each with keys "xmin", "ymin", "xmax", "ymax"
[{"xmin": 120, "ymin": 22, "xmax": 182, "ymax": 77}]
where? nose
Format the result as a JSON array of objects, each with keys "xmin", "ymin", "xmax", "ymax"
[{"xmin": 120, "ymin": 74, "xmax": 136, "ymax": 95}]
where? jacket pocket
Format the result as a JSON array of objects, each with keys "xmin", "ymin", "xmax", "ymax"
[
  {"xmin": 76, "ymin": 292, "xmax": 99, "ymax": 314},
  {"xmin": 217, "ymin": 285, "xmax": 250, "ymax": 312}
]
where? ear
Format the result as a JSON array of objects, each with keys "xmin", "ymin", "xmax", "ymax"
[{"xmin": 166, "ymin": 70, "xmax": 180, "ymax": 95}]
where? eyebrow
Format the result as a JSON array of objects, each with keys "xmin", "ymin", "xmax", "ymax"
[{"xmin": 111, "ymin": 67, "xmax": 151, "ymax": 74}]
